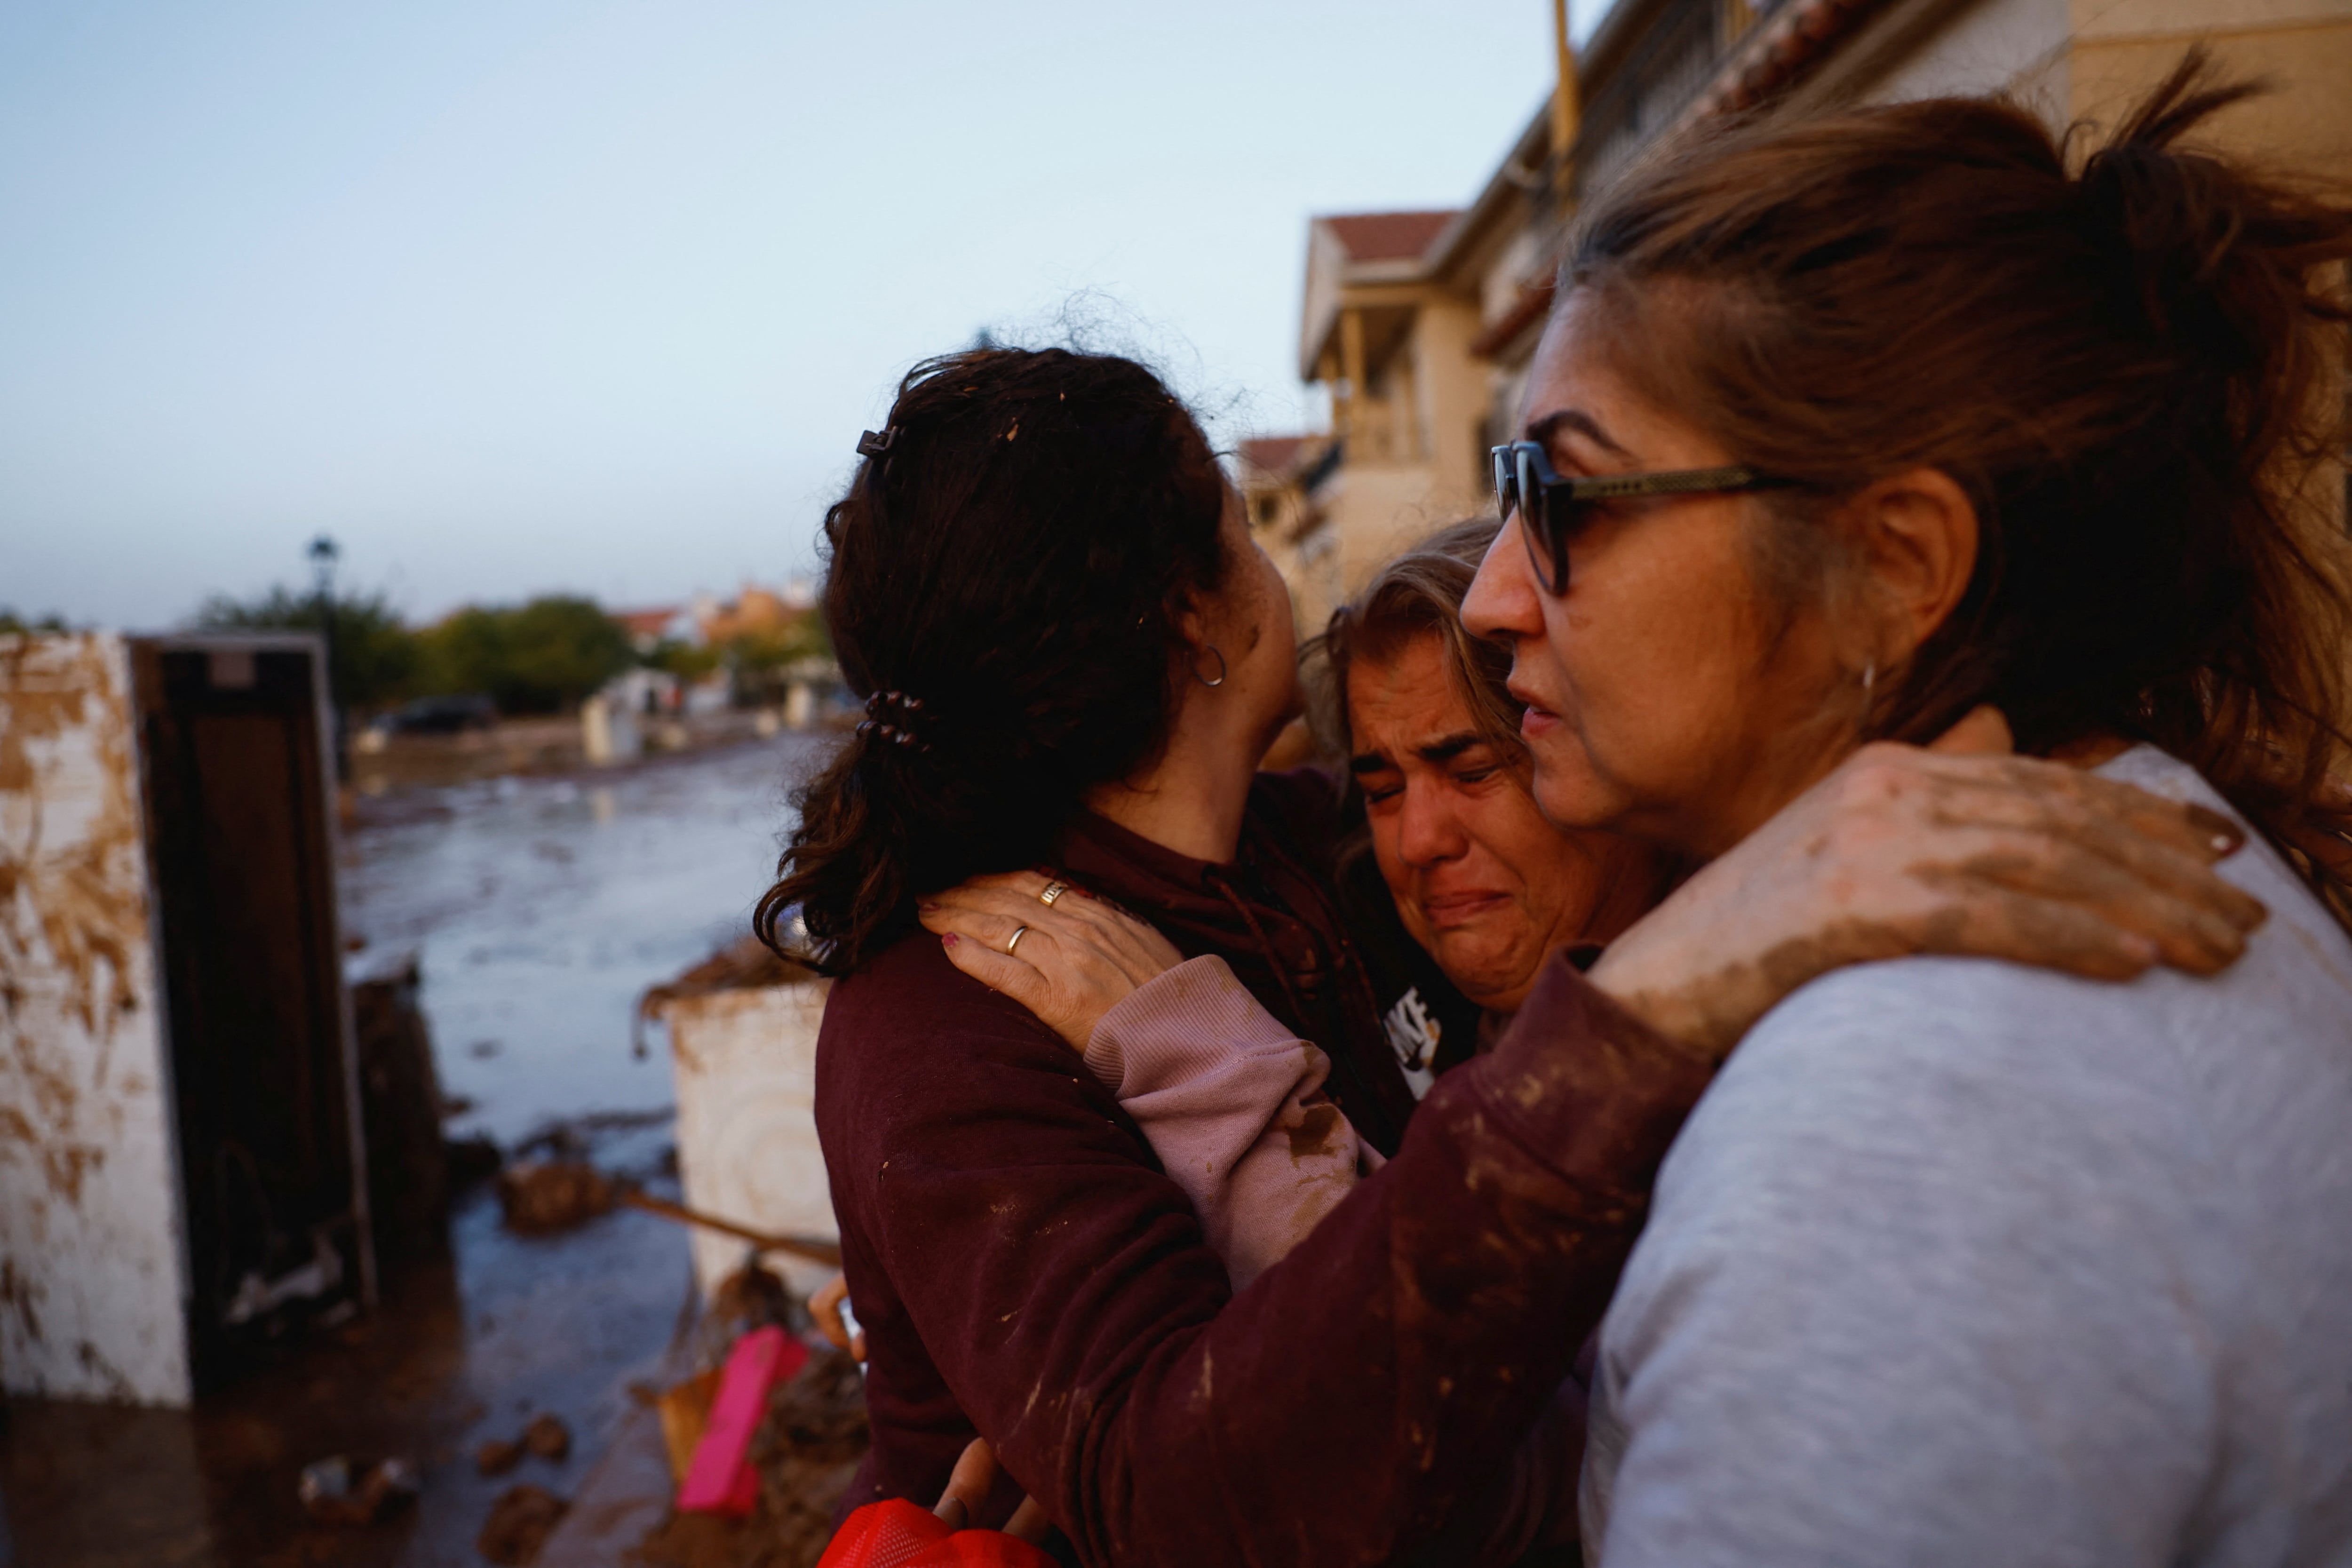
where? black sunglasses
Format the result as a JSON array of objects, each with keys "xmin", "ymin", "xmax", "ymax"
[{"xmin": 1491, "ymin": 440, "xmax": 1795, "ymax": 594}]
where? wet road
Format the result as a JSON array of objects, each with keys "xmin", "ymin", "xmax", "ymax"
[{"xmin": 0, "ymin": 732, "xmax": 828, "ymax": 1568}]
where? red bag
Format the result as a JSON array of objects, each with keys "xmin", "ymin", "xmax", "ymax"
[{"xmin": 817, "ymin": 1498, "xmax": 1057, "ymax": 1568}]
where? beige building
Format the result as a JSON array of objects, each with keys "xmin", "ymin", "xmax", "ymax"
[
  {"xmin": 1236, "ymin": 435, "xmax": 1340, "ymax": 635},
  {"xmin": 1253, "ymin": 0, "xmax": 2352, "ymax": 626}
]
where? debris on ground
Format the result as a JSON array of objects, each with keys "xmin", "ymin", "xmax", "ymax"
[
  {"xmin": 353, "ymin": 952, "xmax": 456, "ymax": 1263},
  {"xmin": 513, "ymin": 1107, "xmax": 676, "ymax": 1165},
  {"xmin": 525, "ymin": 1412, "xmax": 573, "ymax": 1462},
  {"xmin": 628, "ymin": 1508, "xmax": 748, "ymax": 1568},
  {"xmin": 679, "ymin": 1328, "xmax": 807, "ymax": 1514},
  {"xmin": 447, "ymin": 1131, "xmax": 505, "ymax": 1188},
  {"xmin": 683, "ymin": 1263, "xmax": 797, "ymax": 1372},
  {"xmin": 657, "ymin": 1368, "xmax": 724, "ymax": 1482},
  {"xmin": 476, "ymin": 1412, "xmax": 573, "ymax": 1479},
  {"xmin": 479, "ymin": 1483, "xmax": 571, "ymax": 1566},
  {"xmin": 629, "ymin": 1345, "xmax": 870, "ymax": 1568},
  {"xmin": 297, "ymin": 1454, "xmax": 420, "ymax": 1526},
  {"xmin": 747, "ymin": 1348, "xmax": 871, "ymax": 1561},
  {"xmin": 484, "ymin": 1109, "xmax": 683, "ymax": 1235},
  {"xmin": 497, "ymin": 1159, "xmax": 618, "ymax": 1233}
]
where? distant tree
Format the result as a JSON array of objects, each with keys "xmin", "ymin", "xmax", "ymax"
[
  {"xmin": 414, "ymin": 595, "xmax": 632, "ymax": 714},
  {"xmin": 646, "ymin": 637, "xmax": 725, "ymax": 682},
  {"xmin": 0, "ymin": 609, "xmax": 69, "ymax": 636},
  {"xmin": 727, "ymin": 612, "xmax": 833, "ymax": 707},
  {"xmin": 193, "ymin": 584, "xmax": 419, "ymax": 713}
]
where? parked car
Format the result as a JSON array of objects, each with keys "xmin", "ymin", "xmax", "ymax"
[{"xmin": 372, "ymin": 693, "xmax": 498, "ymax": 736}]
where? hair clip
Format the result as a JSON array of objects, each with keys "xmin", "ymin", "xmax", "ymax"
[
  {"xmin": 856, "ymin": 428, "xmax": 898, "ymax": 459},
  {"xmin": 857, "ymin": 690, "xmax": 936, "ymax": 753}
]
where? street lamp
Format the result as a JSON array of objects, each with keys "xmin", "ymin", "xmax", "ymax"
[
  {"xmin": 308, "ymin": 535, "xmax": 345, "ymax": 776},
  {"xmin": 308, "ymin": 535, "xmax": 340, "ymax": 605}
]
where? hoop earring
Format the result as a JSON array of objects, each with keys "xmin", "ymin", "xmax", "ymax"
[
  {"xmin": 1861, "ymin": 661, "xmax": 1876, "ymax": 695},
  {"xmin": 1192, "ymin": 646, "xmax": 1227, "ymax": 688}
]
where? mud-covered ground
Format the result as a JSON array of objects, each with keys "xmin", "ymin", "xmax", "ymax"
[
  {"xmin": 342, "ymin": 731, "xmax": 816, "ymax": 1143},
  {"xmin": 0, "ymin": 732, "xmax": 829, "ymax": 1568}
]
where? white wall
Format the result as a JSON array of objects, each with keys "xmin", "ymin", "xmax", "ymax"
[
  {"xmin": 1874, "ymin": 0, "xmax": 2071, "ymax": 105},
  {"xmin": 663, "ymin": 977, "xmax": 839, "ymax": 1300},
  {"xmin": 0, "ymin": 634, "xmax": 194, "ymax": 1406}
]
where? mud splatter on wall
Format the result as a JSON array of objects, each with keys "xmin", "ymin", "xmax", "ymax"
[{"xmin": 0, "ymin": 633, "xmax": 193, "ymax": 1406}]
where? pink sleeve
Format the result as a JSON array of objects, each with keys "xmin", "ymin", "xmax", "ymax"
[{"xmin": 1083, "ymin": 956, "xmax": 1367, "ymax": 1291}]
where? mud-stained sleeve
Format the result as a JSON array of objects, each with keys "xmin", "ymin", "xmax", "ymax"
[
  {"xmin": 854, "ymin": 949, "xmax": 1711, "ymax": 1568},
  {"xmin": 1087, "ymin": 955, "xmax": 1365, "ymax": 1290}
]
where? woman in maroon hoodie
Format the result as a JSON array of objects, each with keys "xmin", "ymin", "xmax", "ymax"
[{"xmin": 762, "ymin": 347, "xmax": 2260, "ymax": 1566}]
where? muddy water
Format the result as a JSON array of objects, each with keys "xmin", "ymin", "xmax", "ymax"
[
  {"xmin": 0, "ymin": 733, "xmax": 829, "ymax": 1568},
  {"xmin": 342, "ymin": 734, "xmax": 821, "ymax": 1144}
]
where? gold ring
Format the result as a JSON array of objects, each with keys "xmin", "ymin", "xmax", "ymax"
[
  {"xmin": 1006, "ymin": 924, "xmax": 1030, "ymax": 955},
  {"xmin": 1039, "ymin": 880, "xmax": 1070, "ymax": 907}
]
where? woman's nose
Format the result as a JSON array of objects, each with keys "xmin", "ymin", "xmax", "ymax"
[
  {"xmin": 1463, "ymin": 515, "xmax": 1542, "ymax": 641},
  {"xmin": 1398, "ymin": 781, "xmax": 1467, "ymax": 868}
]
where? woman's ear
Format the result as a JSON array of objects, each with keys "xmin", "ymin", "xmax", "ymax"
[
  {"xmin": 1845, "ymin": 467, "xmax": 1979, "ymax": 664},
  {"xmin": 1172, "ymin": 589, "xmax": 1211, "ymax": 652},
  {"xmin": 1170, "ymin": 590, "xmax": 1220, "ymax": 685}
]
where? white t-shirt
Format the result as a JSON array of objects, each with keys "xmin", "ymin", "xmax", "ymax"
[{"xmin": 1582, "ymin": 747, "xmax": 2352, "ymax": 1567}]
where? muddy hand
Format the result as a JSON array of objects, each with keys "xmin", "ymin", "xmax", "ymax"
[
  {"xmin": 1589, "ymin": 706, "xmax": 2267, "ymax": 1060},
  {"xmin": 933, "ymin": 1438, "xmax": 1051, "ymax": 1542},
  {"xmin": 918, "ymin": 872, "xmax": 1184, "ymax": 1050}
]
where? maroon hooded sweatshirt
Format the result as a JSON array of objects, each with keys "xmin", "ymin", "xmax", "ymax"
[{"xmin": 814, "ymin": 770, "xmax": 1708, "ymax": 1566}]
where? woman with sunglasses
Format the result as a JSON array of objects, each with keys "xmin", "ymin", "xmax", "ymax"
[
  {"xmin": 781, "ymin": 341, "xmax": 2262, "ymax": 1566},
  {"xmin": 1462, "ymin": 59, "xmax": 2352, "ymax": 1565}
]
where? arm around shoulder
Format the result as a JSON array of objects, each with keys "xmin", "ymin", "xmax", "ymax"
[{"xmin": 831, "ymin": 940, "xmax": 1719, "ymax": 1568}]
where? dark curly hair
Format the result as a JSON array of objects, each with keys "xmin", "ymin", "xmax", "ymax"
[{"xmin": 755, "ymin": 348, "xmax": 1229, "ymax": 974}]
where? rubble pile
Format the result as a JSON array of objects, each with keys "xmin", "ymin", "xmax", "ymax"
[
  {"xmin": 747, "ymin": 1348, "xmax": 872, "ymax": 1561},
  {"xmin": 480, "ymin": 1482, "xmax": 571, "ymax": 1565},
  {"xmin": 296, "ymin": 1454, "xmax": 420, "ymax": 1527},
  {"xmin": 496, "ymin": 1158, "xmax": 619, "ymax": 1232},
  {"xmin": 629, "ymin": 1346, "xmax": 870, "ymax": 1568},
  {"xmin": 525, "ymin": 1411, "xmax": 575, "ymax": 1462},
  {"xmin": 477, "ymin": 1412, "xmax": 573, "ymax": 1478}
]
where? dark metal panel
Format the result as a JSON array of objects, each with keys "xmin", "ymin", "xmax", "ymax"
[{"xmin": 128, "ymin": 635, "xmax": 373, "ymax": 1388}]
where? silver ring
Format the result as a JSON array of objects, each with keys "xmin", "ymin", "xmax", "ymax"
[
  {"xmin": 1039, "ymin": 880, "xmax": 1070, "ymax": 907},
  {"xmin": 1006, "ymin": 924, "xmax": 1030, "ymax": 955}
]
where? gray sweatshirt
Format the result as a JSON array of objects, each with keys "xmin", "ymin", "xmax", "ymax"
[{"xmin": 1581, "ymin": 747, "xmax": 2352, "ymax": 1568}]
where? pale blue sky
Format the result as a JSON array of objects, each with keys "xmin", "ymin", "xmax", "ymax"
[{"xmin": 1, "ymin": 1, "xmax": 1594, "ymax": 627}]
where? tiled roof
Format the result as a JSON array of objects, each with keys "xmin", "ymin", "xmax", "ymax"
[
  {"xmin": 1691, "ymin": 0, "xmax": 1886, "ymax": 122},
  {"xmin": 612, "ymin": 608, "xmax": 681, "ymax": 637},
  {"xmin": 1322, "ymin": 209, "xmax": 1458, "ymax": 264},
  {"xmin": 1238, "ymin": 436, "xmax": 1310, "ymax": 476}
]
